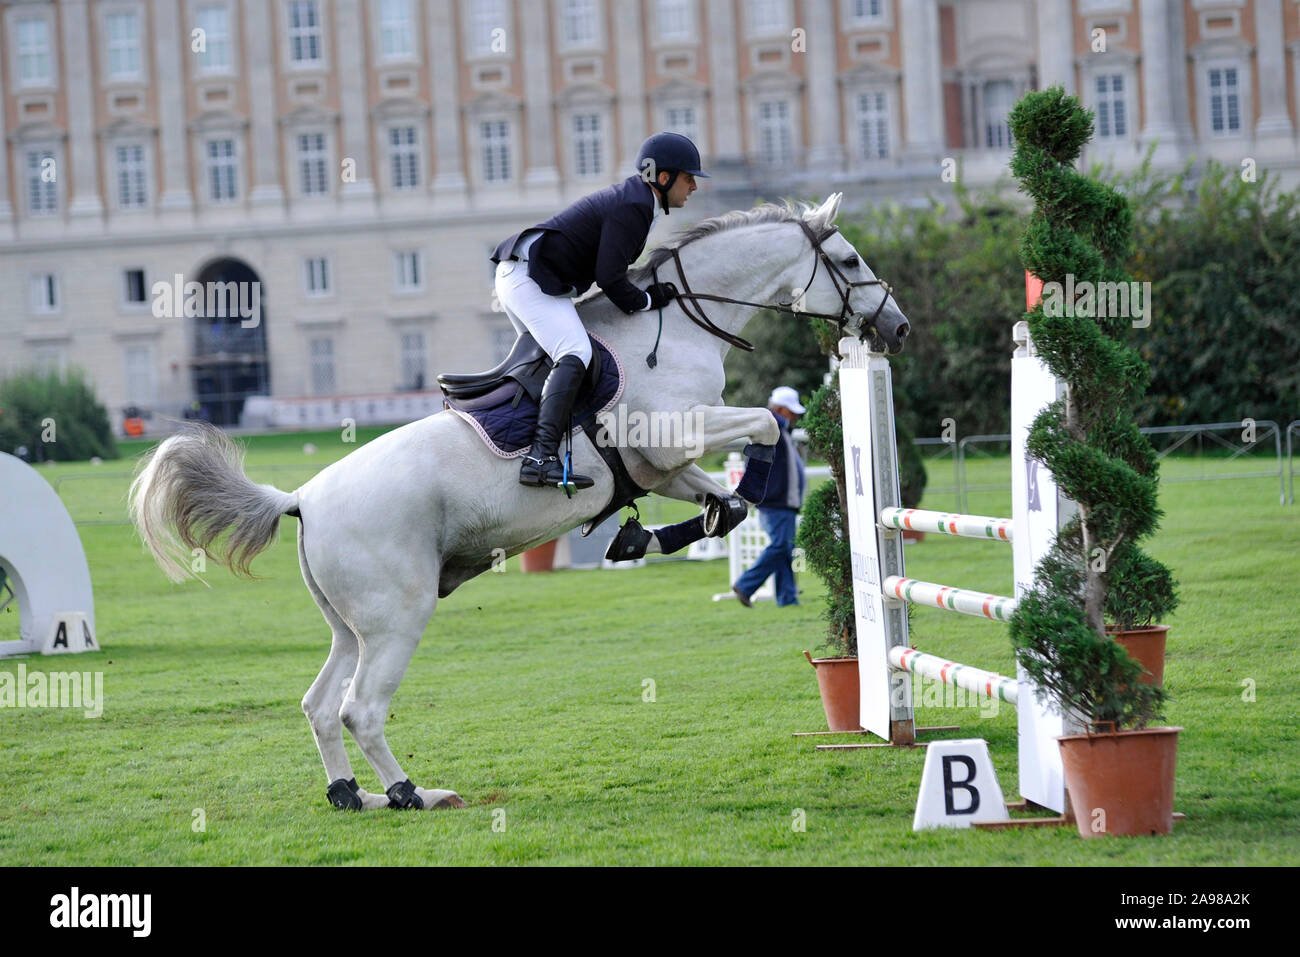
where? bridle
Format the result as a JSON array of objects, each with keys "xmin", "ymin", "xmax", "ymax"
[{"xmin": 651, "ymin": 219, "xmax": 895, "ymax": 354}]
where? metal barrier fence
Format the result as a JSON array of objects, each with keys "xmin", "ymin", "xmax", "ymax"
[
  {"xmin": 1288, "ymin": 420, "xmax": 1300, "ymax": 506},
  {"xmin": 49, "ymin": 419, "xmax": 1295, "ymax": 527},
  {"xmin": 953, "ymin": 420, "xmax": 1287, "ymax": 510}
]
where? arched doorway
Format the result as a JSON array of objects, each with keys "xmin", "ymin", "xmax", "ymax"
[{"xmin": 189, "ymin": 258, "xmax": 270, "ymax": 426}]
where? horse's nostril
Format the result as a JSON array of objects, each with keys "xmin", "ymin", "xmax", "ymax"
[{"xmin": 897, "ymin": 322, "xmax": 910, "ymax": 340}]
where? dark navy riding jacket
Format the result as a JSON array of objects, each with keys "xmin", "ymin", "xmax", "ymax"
[
  {"xmin": 758, "ymin": 412, "xmax": 806, "ymax": 512},
  {"xmin": 492, "ymin": 174, "xmax": 656, "ymax": 315}
]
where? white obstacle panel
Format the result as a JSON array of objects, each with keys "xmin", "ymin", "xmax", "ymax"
[
  {"xmin": 0, "ymin": 452, "xmax": 97, "ymax": 657},
  {"xmin": 840, "ymin": 327, "xmax": 1073, "ymax": 814},
  {"xmin": 1011, "ymin": 320, "xmax": 1077, "ymax": 811}
]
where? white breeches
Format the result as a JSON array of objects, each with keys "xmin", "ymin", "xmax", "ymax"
[{"xmin": 495, "ymin": 259, "xmax": 592, "ymax": 368}]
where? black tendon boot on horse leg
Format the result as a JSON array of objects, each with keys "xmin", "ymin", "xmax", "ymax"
[{"xmin": 520, "ymin": 354, "xmax": 595, "ymax": 491}]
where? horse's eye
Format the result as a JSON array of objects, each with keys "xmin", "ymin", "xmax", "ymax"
[{"xmin": 842, "ymin": 255, "xmax": 860, "ymax": 268}]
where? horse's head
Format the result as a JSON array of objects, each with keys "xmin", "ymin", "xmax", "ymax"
[{"xmin": 796, "ymin": 193, "xmax": 910, "ymax": 355}]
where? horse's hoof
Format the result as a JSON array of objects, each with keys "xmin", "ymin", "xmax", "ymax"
[{"xmin": 417, "ymin": 786, "xmax": 467, "ymax": 809}]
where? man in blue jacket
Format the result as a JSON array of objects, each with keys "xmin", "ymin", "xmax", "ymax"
[
  {"xmin": 733, "ymin": 386, "xmax": 807, "ymax": 607},
  {"xmin": 491, "ymin": 132, "xmax": 706, "ymax": 492}
]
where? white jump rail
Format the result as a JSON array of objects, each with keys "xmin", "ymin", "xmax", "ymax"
[{"xmin": 836, "ymin": 321, "xmax": 1082, "ymax": 814}]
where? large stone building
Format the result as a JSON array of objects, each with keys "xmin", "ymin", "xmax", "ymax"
[{"xmin": 2, "ymin": 0, "xmax": 1297, "ymax": 431}]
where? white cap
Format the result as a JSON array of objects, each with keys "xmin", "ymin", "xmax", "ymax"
[{"xmin": 768, "ymin": 386, "xmax": 805, "ymax": 415}]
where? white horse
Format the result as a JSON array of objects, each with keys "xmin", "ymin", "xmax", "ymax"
[{"xmin": 129, "ymin": 192, "xmax": 909, "ymax": 811}]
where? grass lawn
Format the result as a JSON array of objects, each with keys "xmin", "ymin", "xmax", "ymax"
[{"xmin": 1, "ymin": 427, "xmax": 1297, "ymax": 864}]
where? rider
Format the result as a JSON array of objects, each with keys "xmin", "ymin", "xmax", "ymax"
[{"xmin": 491, "ymin": 132, "xmax": 707, "ymax": 492}]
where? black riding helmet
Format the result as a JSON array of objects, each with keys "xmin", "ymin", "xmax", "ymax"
[{"xmin": 636, "ymin": 132, "xmax": 709, "ymax": 214}]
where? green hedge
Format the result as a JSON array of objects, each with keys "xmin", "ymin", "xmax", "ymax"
[{"xmin": 0, "ymin": 368, "xmax": 119, "ymax": 463}]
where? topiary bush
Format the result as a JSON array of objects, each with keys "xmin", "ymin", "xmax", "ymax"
[{"xmin": 1006, "ymin": 88, "xmax": 1177, "ymax": 730}]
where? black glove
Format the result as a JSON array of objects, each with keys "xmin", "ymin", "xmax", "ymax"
[{"xmin": 645, "ymin": 282, "xmax": 679, "ymax": 311}]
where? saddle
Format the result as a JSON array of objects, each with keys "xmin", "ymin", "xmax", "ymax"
[
  {"xmin": 436, "ymin": 331, "xmax": 647, "ymax": 534},
  {"xmin": 437, "ymin": 332, "xmax": 601, "ymax": 404}
]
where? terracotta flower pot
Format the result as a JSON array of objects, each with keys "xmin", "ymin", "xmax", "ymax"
[
  {"xmin": 1057, "ymin": 725, "xmax": 1181, "ymax": 838},
  {"xmin": 1108, "ymin": 624, "xmax": 1169, "ymax": 686},
  {"xmin": 804, "ymin": 652, "xmax": 862, "ymax": 731},
  {"xmin": 520, "ymin": 539, "xmax": 558, "ymax": 573}
]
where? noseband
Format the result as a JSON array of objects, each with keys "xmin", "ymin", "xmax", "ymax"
[{"xmin": 652, "ymin": 219, "xmax": 895, "ymax": 354}]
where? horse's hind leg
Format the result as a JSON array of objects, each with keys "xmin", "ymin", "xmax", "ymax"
[
  {"xmin": 298, "ymin": 525, "xmax": 365, "ymax": 808},
  {"xmin": 339, "ymin": 599, "xmax": 465, "ymax": 811}
]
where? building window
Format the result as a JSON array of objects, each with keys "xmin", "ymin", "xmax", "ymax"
[
  {"xmin": 493, "ymin": 325, "xmax": 516, "ymax": 363},
  {"xmin": 856, "ymin": 90, "xmax": 890, "ymax": 159},
  {"xmin": 32, "ymin": 345, "xmax": 67, "ymax": 376},
  {"xmin": 1094, "ymin": 74, "xmax": 1128, "ymax": 139},
  {"xmin": 394, "ymin": 251, "xmax": 422, "ymax": 291},
  {"xmin": 115, "ymin": 144, "xmax": 148, "ymax": 209},
  {"xmin": 106, "ymin": 11, "xmax": 143, "ymax": 81},
  {"xmin": 481, "ymin": 120, "xmax": 511, "ymax": 183},
  {"xmin": 124, "ymin": 343, "xmax": 157, "ymax": 405},
  {"xmin": 298, "ymin": 132, "xmax": 329, "ymax": 195},
  {"xmin": 124, "ymin": 269, "xmax": 148, "ymax": 304},
  {"xmin": 304, "ymin": 257, "xmax": 330, "ymax": 295},
  {"xmin": 379, "ymin": 0, "xmax": 413, "ymax": 59},
  {"xmin": 196, "ymin": 6, "xmax": 232, "ymax": 73},
  {"xmin": 310, "ymin": 337, "xmax": 335, "ymax": 395},
  {"xmin": 206, "ymin": 138, "xmax": 238, "ymax": 202},
  {"xmin": 470, "ymin": 0, "xmax": 506, "ymax": 54},
  {"xmin": 983, "ymin": 80, "xmax": 1015, "ymax": 148},
  {"xmin": 666, "ymin": 105, "xmax": 698, "ymax": 144},
  {"xmin": 562, "ymin": 0, "xmax": 598, "ymax": 47},
  {"xmin": 573, "ymin": 113, "xmax": 603, "ymax": 178},
  {"xmin": 849, "ymin": 0, "xmax": 885, "ymax": 24},
  {"xmin": 1207, "ymin": 66, "xmax": 1241, "ymax": 136},
  {"xmin": 400, "ymin": 331, "xmax": 426, "ymax": 390},
  {"xmin": 17, "ymin": 17, "xmax": 52, "ymax": 87},
  {"xmin": 389, "ymin": 126, "xmax": 420, "ymax": 189},
  {"xmin": 657, "ymin": 0, "xmax": 692, "ymax": 40},
  {"xmin": 30, "ymin": 273, "xmax": 59, "ymax": 314},
  {"xmin": 288, "ymin": 1, "xmax": 322, "ymax": 64},
  {"xmin": 748, "ymin": 0, "xmax": 787, "ymax": 35},
  {"xmin": 26, "ymin": 149, "xmax": 57, "ymax": 215},
  {"xmin": 757, "ymin": 99, "xmax": 793, "ymax": 165}
]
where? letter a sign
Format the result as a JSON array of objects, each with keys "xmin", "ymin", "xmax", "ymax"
[{"xmin": 912, "ymin": 739, "xmax": 1010, "ymax": 830}]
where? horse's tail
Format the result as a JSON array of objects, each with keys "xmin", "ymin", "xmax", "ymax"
[{"xmin": 129, "ymin": 421, "xmax": 299, "ymax": 584}]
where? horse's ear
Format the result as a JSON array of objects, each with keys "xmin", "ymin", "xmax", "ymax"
[{"xmin": 804, "ymin": 193, "xmax": 843, "ymax": 230}]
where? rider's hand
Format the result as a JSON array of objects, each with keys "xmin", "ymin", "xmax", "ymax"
[{"xmin": 645, "ymin": 282, "xmax": 679, "ymax": 311}]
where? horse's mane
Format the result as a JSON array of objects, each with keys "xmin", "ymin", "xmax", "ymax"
[{"xmin": 576, "ymin": 199, "xmax": 829, "ymax": 307}]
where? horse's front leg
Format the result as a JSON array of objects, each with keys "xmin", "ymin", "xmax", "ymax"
[
  {"xmin": 607, "ymin": 464, "xmax": 750, "ymax": 561},
  {"xmin": 633, "ymin": 405, "xmax": 780, "ymax": 474}
]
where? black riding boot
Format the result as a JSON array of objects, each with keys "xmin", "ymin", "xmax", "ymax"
[{"xmin": 519, "ymin": 354, "xmax": 595, "ymax": 491}]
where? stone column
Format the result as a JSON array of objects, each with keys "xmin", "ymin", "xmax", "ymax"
[
  {"xmin": 519, "ymin": 0, "xmax": 559, "ymax": 194},
  {"xmin": 612, "ymin": 0, "xmax": 647, "ymax": 174},
  {"xmin": 900, "ymin": 0, "xmax": 944, "ymax": 161},
  {"xmin": 1254, "ymin": 0, "xmax": 1294, "ymax": 139},
  {"xmin": 61, "ymin": 0, "xmax": 103, "ymax": 218},
  {"xmin": 1035, "ymin": 0, "xmax": 1074, "ymax": 94},
  {"xmin": 804, "ymin": 0, "xmax": 843, "ymax": 172},
  {"xmin": 706, "ymin": 0, "xmax": 743, "ymax": 165},
  {"xmin": 1138, "ymin": 0, "xmax": 1192, "ymax": 163},
  {"xmin": 428, "ymin": 0, "xmax": 466, "ymax": 199},
  {"xmin": 336, "ymin": 0, "xmax": 375, "ymax": 200},
  {"xmin": 245, "ymin": 0, "xmax": 284, "ymax": 207},
  {"xmin": 154, "ymin": 0, "xmax": 193, "ymax": 210}
]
